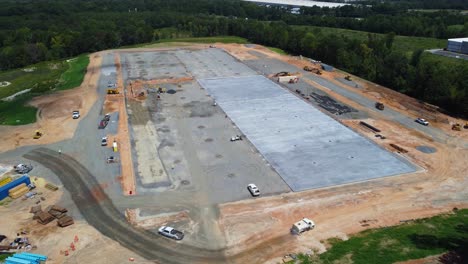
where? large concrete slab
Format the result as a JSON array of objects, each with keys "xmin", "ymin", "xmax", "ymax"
[{"xmin": 199, "ymin": 75, "xmax": 416, "ymax": 191}]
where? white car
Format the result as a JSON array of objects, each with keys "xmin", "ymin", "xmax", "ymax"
[
  {"xmin": 72, "ymin": 111, "xmax": 80, "ymax": 119},
  {"xmin": 158, "ymin": 226, "xmax": 184, "ymax": 240},
  {"xmin": 247, "ymin": 183, "xmax": 260, "ymax": 197},
  {"xmin": 230, "ymin": 135, "xmax": 242, "ymax": 141},
  {"xmin": 415, "ymin": 118, "xmax": 429, "ymax": 126},
  {"xmin": 101, "ymin": 137, "xmax": 108, "ymax": 146}
]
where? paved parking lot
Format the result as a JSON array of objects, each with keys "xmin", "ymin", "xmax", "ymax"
[{"xmin": 199, "ymin": 75, "xmax": 417, "ymax": 191}]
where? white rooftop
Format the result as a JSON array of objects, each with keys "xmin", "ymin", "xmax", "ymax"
[{"xmin": 448, "ymin": 38, "xmax": 468, "ymax": 43}]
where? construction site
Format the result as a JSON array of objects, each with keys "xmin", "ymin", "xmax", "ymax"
[{"xmin": 0, "ymin": 43, "xmax": 467, "ymax": 263}]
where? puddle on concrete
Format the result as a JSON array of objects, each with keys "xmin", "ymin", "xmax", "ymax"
[{"xmin": 416, "ymin": 146, "xmax": 437, "ymax": 153}]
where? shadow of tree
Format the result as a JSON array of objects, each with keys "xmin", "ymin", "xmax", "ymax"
[{"xmin": 409, "ymin": 223, "xmax": 468, "ymax": 264}]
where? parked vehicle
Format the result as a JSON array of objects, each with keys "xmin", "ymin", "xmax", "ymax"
[
  {"xmin": 247, "ymin": 183, "xmax": 260, "ymax": 197},
  {"xmin": 158, "ymin": 226, "xmax": 184, "ymax": 240},
  {"xmin": 230, "ymin": 135, "xmax": 242, "ymax": 141},
  {"xmin": 415, "ymin": 118, "xmax": 429, "ymax": 126},
  {"xmin": 98, "ymin": 120, "xmax": 108, "ymax": 129},
  {"xmin": 72, "ymin": 111, "xmax": 80, "ymax": 119},
  {"xmin": 291, "ymin": 218, "xmax": 315, "ymax": 234},
  {"xmin": 101, "ymin": 137, "xmax": 108, "ymax": 146}
]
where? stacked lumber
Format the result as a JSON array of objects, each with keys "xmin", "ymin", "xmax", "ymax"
[
  {"xmin": 57, "ymin": 216, "xmax": 74, "ymax": 227},
  {"xmin": 48, "ymin": 205, "xmax": 68, "ymax": 219},
  {"xmin": 45, "ymin": 183, "xmax": 58, "ymax": 191},
  {"xmin": 35, "ymin": 211, "xmax": 55, "ymax": 225},
  {"xmin": 8, "ymin": 183, "xmax": 29, "ymax": 199},
  {"xmin": 30, "ymin": 204, "xmax": 73, "ymax": 227},
  {"xmin": 0, "ymin": 176, "xmax": 12, "ymax": 187}
]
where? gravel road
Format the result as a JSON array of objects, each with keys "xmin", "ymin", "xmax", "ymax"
[{"xmin": 24, "ymin": 147, "xmax": 226, "ymax": 264}]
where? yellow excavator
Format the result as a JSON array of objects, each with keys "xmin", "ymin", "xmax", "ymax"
[
  {"xmin": 107, "ymin": 89, "xmax": 119, "ymax": 94},
  {"xmin": 452, "ymin": 124, "xmax": 462, "ymax": 131},
  {"xmin": 33, "ymin": 130, "xmax": 43, "ymax": 139}
]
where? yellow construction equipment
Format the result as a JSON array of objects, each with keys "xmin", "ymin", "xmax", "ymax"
[
  {"xmin": 464, "ymin": 123, "xmax": 468, "ymax": 129},
  {"xmin": 107, "ymin": 89, "xmax": 119, "ymax": 94},
  {"xmin": 452, "ymin": 123, "xmax": 461, "ymax": 131},
  {"xmin": 157, "ymin": 87, "xmax": 166, "ymax": 93},
  {"xmin": 33, "ymin": 130, "xmax": 43, "ymax": 139},
  {"xmin": 345, "ymin": 75, "xmax": 352, "ymax": 81},
  {"xmin": 303, "ymin": 66, "xmax": 322, "ymax": 75},
  {"xmin": 375, "ymin": 102, "xmax": 385, "ymax": 110}
]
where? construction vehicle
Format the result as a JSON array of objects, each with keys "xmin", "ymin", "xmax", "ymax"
[
  {"xmin": 345, "ymin": 75, "xmax": 352, "ymax": 81},
  {"xmin": 375, "ymin": 102, "xmax": 385, "ymax": 110},
  {"xmin": 107, "ymin": 89, "xmax": 119, "ymax": 94},
  {"xmin": 157, "ymin": 87, "xmax": 166, "ymax": 93},
  {"xmin": 33, "ymin": 130, "xmax": 43, "ymax": 139},
  {"xmin": 14, "ymin": 164, "xmax": 33, "ymax": 174},
  {"xmin": 274, "ymin": 71, "xmax": 292, "ymax": 77},
  {"xmin": 303, "ymin": 66, "xmax": 322, "ymax": 75},
  {"xmin": 452, "ymin": 123, "xmax": 461, "ymax": 131},
  {"xmin": 290, "ymin": 218, "xmax": 315, "ymax": 234},
  {"xmin": 464, "ymin": 123, "xmax": 468, "ymax": 129}
]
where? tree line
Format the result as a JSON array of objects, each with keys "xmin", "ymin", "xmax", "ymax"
[{"xmin": 0, "ymin": 0, "xmax": 467, "ymax": 116}]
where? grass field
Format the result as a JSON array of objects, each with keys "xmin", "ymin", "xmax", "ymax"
[
  {"xmin": 135, "ymin": 36, "xmax": 249, "ymax": 48},
  {"xmin": 0, "ymin": 55, "xmax": 89, "ymax": 125},
  {"xmin": 295, "ymin": 209, "xmax": 468, "ymax": 264},
  {"xmin": 57, "ymin": 54, "xmax": 89, "ymax": 90},
  {"xmin": 294, "ymin": 26, "xmax": 447, "ymax": 56},
  {"xmin": 267, "ymin": 46, "xmax": 288, "ymax": 55}
]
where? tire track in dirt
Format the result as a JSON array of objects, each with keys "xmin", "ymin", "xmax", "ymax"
[{"xmin": 24, "ymin": 147, "xmax": 226, "ymax": 264}]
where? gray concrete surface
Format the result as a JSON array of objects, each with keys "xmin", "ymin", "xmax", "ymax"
[
  {"xmin": 427, "ymin": 49, "xmax": 468, "ymax": 61},
  {"xmin": 199, "ymin": 75, "xmax": 417, "ymax": 191},
  {"xmin": 245, "ymin": 55, "xmax": 455, "ymax": 144}
]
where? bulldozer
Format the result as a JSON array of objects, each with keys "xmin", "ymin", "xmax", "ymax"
[
  {"xmin": 452, "ymin": 123, "xmax": 462, "ymax": 131},
  {"xmin": 375, "ymin": 102, "xmax": 385, "ymax": 110},
  {"xmin": 33, "ymin": 130, "xmax": 43, "ymax": 139},
  {"xmin": 107, "ymin": 89, "xmax": 119, "ymax": 94},
  {"xmin": 345, "ymin": 75, "xmax": 352, "ymax": 81},
  {"xmin": 157, "ymin": 87, "xmax": 166, "ymax": 93},
  {"xmin": 303, "ymin": 66, "xmax": 322, "ymax": 75}
]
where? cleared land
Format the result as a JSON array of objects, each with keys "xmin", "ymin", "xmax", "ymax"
[{"xmin": 0, "ymin": 41, "xmax": 466, "ymax": 264}]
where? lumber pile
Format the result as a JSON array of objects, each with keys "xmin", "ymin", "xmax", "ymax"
[
  {"xmin": 390, "ymin": 143, "xmax": 408, "ymax": 153},
  {"xmin": 45, "ymin": 183, "xmax": 58, "ymax": 191},
  {"xmin": 8, "ymin": 183, "xmax": 29, "ymax": 199},
  {"xmin": 35, "ymin": 211, "xmax": 55, "ymax": 225},
  {"xmin": 57, "ymin": 216, "xmax": 74, "ymax": 227},
  {"xmin": 30, "ymin": 204, "xmax": 73, "ymax": 227},
  {"xmin": 0, "ymin": 176, "xmax": 12, "ymax": 187}
]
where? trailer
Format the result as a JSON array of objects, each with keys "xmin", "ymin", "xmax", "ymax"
[{"xmin": 291, "ymin": 218, "xmax": 315, "ymax": 234}]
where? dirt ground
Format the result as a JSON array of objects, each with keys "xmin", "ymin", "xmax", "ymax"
[
  {"xmin": 0, "ymin": 42, "xmax": 467, "ymax": 263},
  {"xmin": 0, "ymin": 53, "xmax": 102, "ymax": 153},
  {"xmin": 0, "ymin": 178, "xmax": 146, "ymax": 264}
]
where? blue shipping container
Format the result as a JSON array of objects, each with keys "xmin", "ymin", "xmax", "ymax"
[{"xmin": 0, "ymin": 175, "xmax": 31, "ymax": 200}]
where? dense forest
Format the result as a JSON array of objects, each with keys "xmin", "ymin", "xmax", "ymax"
[{"xmin": 0, "ymin": 0, "xmax": 467, "ymax": 116}]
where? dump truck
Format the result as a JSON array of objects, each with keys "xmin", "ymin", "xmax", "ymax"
[
  {"xmin": 291, "ymin": 218, "xmax": 315, "ymax": 234},
  {"xmin": 375, "ymin": 102, "xmax": 385, "ymax": 110},
  {"xmin": 303, "ymin": 66, "xmax": 322, "ymax": 75},
  {"xmin": 107, "ymin": 89, "xmax": 119, "ymax": 94},
  {"xmin": 452, "ymin": 124, "xmax": 461, "ymax": 131},
  {"xmin": 33, "ymin": 130, "xmax": 43, "ymax": 139}
]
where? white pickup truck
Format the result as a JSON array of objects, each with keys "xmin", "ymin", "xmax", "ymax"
[
  {"xmin": 290, "ymin": 218, "xmax": 315, "ymax": 234},
  {"xmin": 158, "ymin": 226, "xmax": 184, "ymax": 240}
]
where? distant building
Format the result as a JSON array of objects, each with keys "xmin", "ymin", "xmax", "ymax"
[{"xmin": 447, "ymin": 38, "xmax": 468, "ymax": 54}]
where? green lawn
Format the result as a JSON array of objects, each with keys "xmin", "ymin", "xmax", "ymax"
[
  {"xmin": 131, "ymin": 36, "xmax": 249, "ymax": 48},
  {"xmin": 0, "ymin": 61, "xmax": 67, "ymax": 100},
  {"xmin": 294, "ymin": 26, "xmax": 447, "ymax": 56},
  {"xmin": 301, "ymin": 209, "xmax": 468, "ymax": 264},
  {"xmin": 267, "ymin": 46, "xmax": 288, "ymax": 55},
  {"xmin": 0, "ymin": 55, "xmax": 90, "ymax": 125},
  {"xmin": 57, "ymin": 54, "xmax": 89, "ymax": 90},
  {"xmin": 0, "ymin": 253, "xmax": 13, "ymax": 261}
]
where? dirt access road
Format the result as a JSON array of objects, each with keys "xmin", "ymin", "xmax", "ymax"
[{"xmin": 1, "ymin": 43, "xmax": 467, "ymax": 263}]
